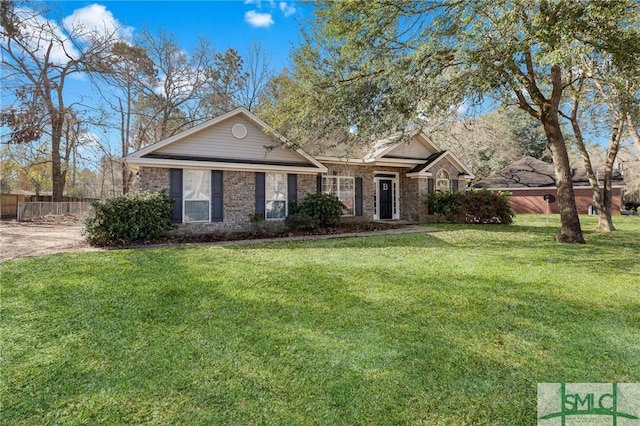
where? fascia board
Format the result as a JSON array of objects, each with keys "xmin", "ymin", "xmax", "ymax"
[{"xmin": 125, "ymin": 157, "xmax": 327, "ymax": 174}]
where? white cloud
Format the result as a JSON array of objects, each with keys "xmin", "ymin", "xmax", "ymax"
[
  {"xmin": 62, "ymin": 4, "xmax": 134, "ymax": 43},
  {"xmin": 279, "ymin": 2, "xmax": 296, "ymax": 17},
  {"xmin": 244, "ymin": 10, "xmax": 274, "ymax": 28},
  {"xmin": 244, "ymin": 0, "xmax": 275, "ymax": 7},
  {"xmin": 10, "ymin": 7, "xmax": 80, "ymax": 64}
]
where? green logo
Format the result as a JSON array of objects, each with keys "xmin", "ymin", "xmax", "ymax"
[{"xmin": 538, "ymin": 383, "xmax": 640, "ymax": 425}]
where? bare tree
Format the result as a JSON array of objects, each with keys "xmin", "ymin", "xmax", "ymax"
[
  {"xmin": 238, "ymin": 42, "xmax": 274, "ymax": 111},
  {"xmin": 93, "ymin": 41, "xmax": 156, "ymax": 193},
  {"xmin": 1, "ymin": 3, "xmax": 119, "ymax": 201},
  {"xmin": 133, "ymin": 29, "xmax": 214, "ymax": 145}
]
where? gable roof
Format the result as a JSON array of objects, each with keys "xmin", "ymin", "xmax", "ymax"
[
  {"xmin": 473, "ymin": 156, "xmax": 625, "ymax": 189},
  {"xmin": 126, "ymin": 107, "xmax": 326, "ymax": 174},
  {"xmin": 312, "ymin": 130, "xmax": 446, "ymax": 167},
  {"xmin": 405, "ymin": 150, "xmax": 475, "ymax": 178}
]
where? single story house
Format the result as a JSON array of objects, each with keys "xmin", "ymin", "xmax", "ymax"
[
  {"xmin": 125, "ymin": 107, "xmax": 474, "ymax": 232},
  {"xmin": 472, "ymin": 156, "xmax": 626, "ymax": 214}
]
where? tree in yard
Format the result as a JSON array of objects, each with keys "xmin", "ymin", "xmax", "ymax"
[
  {"xmin": 271, "ymin": 0, "xmax": 640, "ymax": 243},
  {"xmin": 201, "ymin": 48, "xmax": 248, "ymax": 117},
  {"xmin": 237, "ymin": 42, "xmax": 275, "ymax": 112},
  {"xmin": 94, "ymin": 41, "xmax": 156, "ymax": 193},
  {"xmin": 2, "ymin": 142, "xmax": 52, "ymax": 195},
  {"xmin": 1, "ymin": 2, "xmax": 121, "ymax": 201},
  {"xmin": 560, "ymin": 54, "xmax": 638, "ymax": 232},
  {"xmin": 201, "ymin": 43, "xmax": 275, "ymax": 116},
  {"xmin": 429, "ymin": 106, "xmax": 550, "ymax": 180},
  {"xmin": 0, "ymin": 146, "xmax": 19, "ymax": 192},
  {"xmin": 133, "ymin": 29, "xmax": 214, "ymax": 145}
]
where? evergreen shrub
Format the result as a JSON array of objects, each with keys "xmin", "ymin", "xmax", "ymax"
[
  {"xmin": 83, "ymin": 191, "xmax": 173, "ymax": 245},
  {"xmin": 286, "ymin": 193, "xmax": 345, "ymax": 230}
]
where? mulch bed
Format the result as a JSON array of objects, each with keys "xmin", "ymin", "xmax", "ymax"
[{"xmin": 95, "ymin": 221, "xmax": 403, "ymax": 248}]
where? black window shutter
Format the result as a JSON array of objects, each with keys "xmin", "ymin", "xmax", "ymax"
[
  {"xmin": 355, "ymin": 177, "xmax": 363, "ymax": 216},
  {"xmin": 287, "ymin": 174, "xmax": 297, "ymax": 206},
  {"xmin": 211, "ymin": 170, "xmax": 223, "ymax": 222},
  {"xmin": 427, "ymin": 178, "xmax": 434, "ymax": 193},
  {"xmin": 169, "ymin": 169, "xmax": 183, "ymax": 223},
  {"xmin": 316, "ymin": 174, "xmax": 323, "ymax": 194},
  {"xmin": 452, "ymin": 179, "xmax": 459, "ymax": 193},
  {"xmin": 255, "ymin": 172, "xmax": 266, "ymax": 219}
]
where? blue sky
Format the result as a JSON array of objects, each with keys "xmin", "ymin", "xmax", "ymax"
[
  {"xmin": 55, "ymin": 1, "xmax": 309, "ymax": 70},
  {"xmin": 2, "ymin": 1, "xmax": 310, "ymax": 168}
]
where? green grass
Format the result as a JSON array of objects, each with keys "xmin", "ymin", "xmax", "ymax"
[{"xmin": 2, "ymin": 215, "xmax": 639, "ymax": 425}]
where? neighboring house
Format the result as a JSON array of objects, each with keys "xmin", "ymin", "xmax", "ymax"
[
  {"xmin": 472, "ymin": 156, "xmax": 626, "ymax": 214},
  {"xmin": 125, "ymin": 108, "xmax": 474, "ymax": 232}
]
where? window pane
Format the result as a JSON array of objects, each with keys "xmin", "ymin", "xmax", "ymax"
[
  {"xmin": 323, "ymin": 176, "xmax": 354, "ymax": 215},
  {"xmin": 436, "ymin": 179, "xmax": 450, "ymax": 193},
  {"xmin": 266, "ymin": 173, "xmax": 287, "ymax": 200},
  {"xmin": 185, "ymin": 200, "xmax": 209, "ymax": 221},
  {"xmin": 340, "ymin": 177, "xmax": 354, "ymax": 215},
  {"xmin": 323, "ymin": 176, "xmax": 338, "ymax": 195},
  {"xmin": 266, "ymin": 200, "xmax": 286, "ymax": 219},
  {"xmin": 184, "ymin": 170, "xmax": 210, "ymax": 200}
]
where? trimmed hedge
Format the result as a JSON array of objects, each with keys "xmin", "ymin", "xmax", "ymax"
[
  {"xmin": 83, "ymin": 191, "xmax": 174, "ymax": 245},
  {"xmin": 425, "ymin": 189, "xmax": 513, "ymax": 224}
]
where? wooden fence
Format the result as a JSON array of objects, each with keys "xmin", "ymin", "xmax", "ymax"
[{"xmin": 1, "ymin": 194, "xmax": 96, "ymax": 219}]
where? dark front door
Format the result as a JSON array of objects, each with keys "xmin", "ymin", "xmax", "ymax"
[{"xmin": 379, "ymin": 179, "xmax": 393, "ymax": 219}]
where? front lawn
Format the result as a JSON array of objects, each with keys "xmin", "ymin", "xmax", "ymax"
[{"xmin": 2, "ymin": 215, "xmax": 639, "ymax": 425}]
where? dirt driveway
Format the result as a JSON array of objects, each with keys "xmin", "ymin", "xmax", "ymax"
[{"xmin": 0, "ymin": 218, "xmax": 97, "ymax": 263}]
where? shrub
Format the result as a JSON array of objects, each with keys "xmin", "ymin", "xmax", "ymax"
[
  {"xmin": 460, "ymin": 190, "xmax": 513, "ymax": 224},
  {"xmin": 83, "ymin": 191, "xmax": 174, "ymax": 245},
  {"xmin": 425, "ymin": 191, "xmax": 461, "ymax": 220},
  {"xmin": 423, "ymin": 190, "xmax": 513, "ymax": 224},
  {"xmin": 248, "ymin": 212, "xmax": 285, "ymax": 236},
  {"xmin": 286, "ymin": 193, "xmax": 345, "ymax": 230}
]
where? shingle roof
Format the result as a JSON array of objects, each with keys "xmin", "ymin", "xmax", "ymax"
[
  {"xmin": 407, "ymin": 151, "xmax": 447, "ymax": 173},
  {"xmin": 473, "ymin": 156, "xmax": 625, "ymax": 189}
]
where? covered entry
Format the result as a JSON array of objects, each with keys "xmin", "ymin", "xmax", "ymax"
[{"xmin": 373, "ymin": 173, "xmax": 399, "ymax": 220}]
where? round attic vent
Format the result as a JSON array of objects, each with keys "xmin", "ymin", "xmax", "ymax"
[{"xmin": 232, "ymin": 123, "xmax": 247, "ymax": 139}]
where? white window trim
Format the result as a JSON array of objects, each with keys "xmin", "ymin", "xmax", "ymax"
[
  {"xmin": 373, "ymin": 172, "xmax": 400, "ymax": 220},
  {"xmin": 322, "ymin": 173, "xmax": 355, "ymax": 216},
  {"xmin": 183, "ymin": 169, "xmax": 211, "ymax": 223},
  {"xmin": 265, "ymin": 173, "xmax": 287, "ymax": 220},
  {"xmin": 436, "ymin": 169, "xmax": 450, "ymax": 193}
]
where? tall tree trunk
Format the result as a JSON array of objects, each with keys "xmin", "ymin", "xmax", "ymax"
[
  {"xmin": 541, "ymin": 109, "xmax": 585, "ymax": 243},
  {"xmin": 120, "ymin": 97, "xmax": 130, "ymax": 194},
  {"xmin": 50, "ymin": 113, "xmax": 65, "ymax": 202},
  {"xmin": 597, "ymin": 119, "xmax": 624, "ymax": 232},
  {"xmin": 565, "ymin": 89, "xmax": 612, "ymax": 232},
  {"xmin": 627, "ymin": 114, "xmax": 640, "ymax": 153}
]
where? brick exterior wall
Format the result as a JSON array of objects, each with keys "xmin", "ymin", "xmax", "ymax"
[
  {"xmin": 401, "ymin": 176, "xmax": 423, "ymax": 222},
  {"xmin": 138, "ymin": 158, "xmax": 472, "ymax": 233},
  {"xmin": 506, "ymin": 187, "xmax": 624, "ymax": 214},
  {"xmin": 297, "ymin": 174, "xmax": 317, "ymax": 203},
  {"xmin": 138, "ymin": 167, "xmax": 170, "ymax": 193},
  {"xmin": 321, "ymin": 162, "xmax": 471, "ymax": 222},
  {"xmin": 137, "ymin": 167, "xmax": 319, "ymax": 234}
]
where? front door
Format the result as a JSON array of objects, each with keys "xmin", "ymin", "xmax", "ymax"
[{"xmin": 379, "ymin": 179, "xmax": 393, "ymax": 219}]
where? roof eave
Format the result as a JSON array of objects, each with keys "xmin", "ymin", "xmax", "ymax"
[{"xmin": 125, "ymin": 157, "xmax": 327, "ymax": 174}]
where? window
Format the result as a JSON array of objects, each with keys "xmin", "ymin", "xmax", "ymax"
[
  {"xmin": 436, "ymin": 169, "xmax": 450, "ymax": 193},
  {"xmin": 266, "ymin": 173, "xmax": 287, "ymax": 219},
  {"xmin": 184, "ymin": 169, "xmax": 210, "ymax": 222},
  {"xmin": 323, "ymin": 171, "xmax": 355, "ymax": 215}
]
